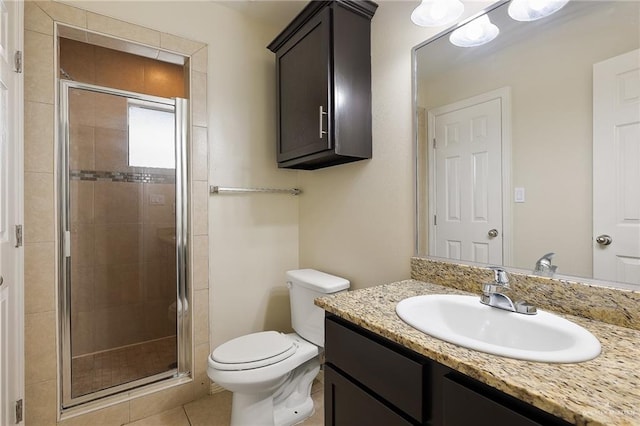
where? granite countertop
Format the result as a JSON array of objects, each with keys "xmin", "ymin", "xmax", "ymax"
[{"xmin": 315, "ymin": 280, "xmax": 640, "ymax": 426}]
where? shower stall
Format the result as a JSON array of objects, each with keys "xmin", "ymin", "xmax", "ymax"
[{"xmin": 58, "ymin": 80, "xmax": 190, "ymax": 407}]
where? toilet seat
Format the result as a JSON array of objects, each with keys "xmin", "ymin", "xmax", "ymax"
[{"xmin": 210, "ymin": 331, "xmax": 297, "ymax": 371}]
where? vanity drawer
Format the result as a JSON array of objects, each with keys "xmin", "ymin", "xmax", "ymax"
[
  {"xmin": 442, "ymin": 373, "xmax": 571, "ymax": 426},
  {"xmin": 325, "ymin": 365, "xmax": 413, "ymax": 426},
  {"xmin": 325, "ymin": 316, "xmax": 426, "ymax": 423}
]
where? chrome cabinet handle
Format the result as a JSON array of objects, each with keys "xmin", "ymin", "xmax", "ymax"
[
  {"xmin": 319, "ymin": 106, "xmax": 328, "ymax": 138},
  {"xmin": 596, "ymin": 234, "xmax": 612, "ymax": 245},
  {"xmin": 488, "ymin": 229, "xmax": 499, "ymax": 238}
]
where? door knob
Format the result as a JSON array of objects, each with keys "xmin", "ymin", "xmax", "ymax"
[
  {"xmin": 488, "ymin": 229, "xmax": 499, "ymax": 238},
  {"xmin": 595, "ymin": 234, "xmax": 612, "ymax": 245}
]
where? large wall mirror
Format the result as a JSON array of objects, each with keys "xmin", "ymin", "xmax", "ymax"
[{"xmin": 414, "ymin": 0, "xmax": 640, "ymax": 288}]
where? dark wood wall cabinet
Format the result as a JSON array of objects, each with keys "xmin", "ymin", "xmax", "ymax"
[
  {"xmin": 267, "ymin": 1, "xmax": 377, "ymax": 170},
  {"xmin": 324, "ymin": 314, "xmax": 573, "ymax": 426}
]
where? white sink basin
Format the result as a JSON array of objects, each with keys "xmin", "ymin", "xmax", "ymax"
[{"xmin": 396, "ymin": 294, "xmax": 601, "ymax": 363}]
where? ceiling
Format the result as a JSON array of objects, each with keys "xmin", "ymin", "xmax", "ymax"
[{"xmin": 217, "ymin": 0, "xmax": 308, "ymax": 29}]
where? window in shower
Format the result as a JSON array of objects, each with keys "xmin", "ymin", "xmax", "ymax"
[
  {"xmin": 128, "ymin": 101, "xmax": 176, "ymax": 169},
  {"xmin": 58, "ymin": 36, "xmax": 190, "ymax": 408}
]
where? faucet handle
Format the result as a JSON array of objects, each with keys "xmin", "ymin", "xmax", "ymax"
[
  {"xmin": 514, "ymin": 301, "xmax": 537, "ymax": 315},
  {"xmin": 538, "ymin": 252, "xmax": 555, "ymax": 261},
  {"xmin": 489, "ymin": 266, "xmax": 509, "ymax": 286},
  {"xmin": 533, "ymin": 252, "xmax": 558, "ymax": 276}
]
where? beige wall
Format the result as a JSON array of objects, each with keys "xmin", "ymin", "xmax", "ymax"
[
  {"xmin": 25, "ymin": 1, "xmax": 510, "ymax": 423},
  {"xmin": 297, "ymin": 1, "xmax": 490, "ymax": 289},
  {"xmin": 416, "ymin": 2, "xmax": 640, "ymax": 277},
  {"xmin": 63, "ymin": 1, "xmax": 301, "ymax": 349},
  {"xmin": 75, "ymin": 0, "xmax": 498, "ymax": 307},
  {"xmin": 70, "ymin": 0, "xmax": 494, "ymax": 339}
]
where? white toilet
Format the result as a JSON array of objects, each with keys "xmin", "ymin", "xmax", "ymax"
[{"xmin": 207, "ymin": 269, "xmax": 349, "ymax": 426}]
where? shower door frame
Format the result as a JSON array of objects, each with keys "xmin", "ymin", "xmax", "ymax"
[{"xmin": 57, "ymin": 80, "xmax": 191, "ymax": 409}]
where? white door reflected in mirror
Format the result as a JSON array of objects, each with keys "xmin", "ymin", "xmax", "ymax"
[
  {"xmin": 593, "ymin": 49, "xmax": 640, "ymax": 286},
  {"xmin": 427, "ymin": 88, "xmax": 510, "ymax": 266}
]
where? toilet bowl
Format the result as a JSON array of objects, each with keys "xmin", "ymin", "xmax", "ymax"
[
  {"xmin": 207, "ymin": 269, "xmax": 349, "ymax": 426},
  {"xmin": 208, "ymin": 332, "xmax": 320, "ymax": 425}
]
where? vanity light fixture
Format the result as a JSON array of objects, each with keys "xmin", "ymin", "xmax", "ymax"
[
  {"xmin": 449, "ymin": 14, "xmax": 500, "ymax": 47},
  {"xmin": 411, "ymin": 0, "xmax": 464, "ymax": 27},
  {"xmin": 508, "ymin": 0, "xmax": 570, "ymax": 21}
]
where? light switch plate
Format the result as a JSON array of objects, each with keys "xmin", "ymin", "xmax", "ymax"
[{"xmin": 514, "ymin": 187, "xmax": 525, "ymax": 203}]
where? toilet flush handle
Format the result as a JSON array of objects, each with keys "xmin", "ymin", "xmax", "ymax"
[{"xmin": 286, "ymin": 281, "xmax": 292, "ymax": 289}]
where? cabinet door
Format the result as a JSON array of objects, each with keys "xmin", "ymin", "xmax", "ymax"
[
  {"xmin": 325, "ymin": 365, "xmax": 414, "ymax": 426},
  {"xmin": 442, "ymin": 375, "xmax": 567, "ymax": 426},
  {"xmin": 325, "ymin": 317, "xmax": 425, "ymax": 422},
  {"xmin": 276, "ymin": 7, "xmax": 331, "ymax": 163}
]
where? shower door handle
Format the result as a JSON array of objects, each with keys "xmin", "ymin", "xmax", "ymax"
[{"xmin": 64, "ymin": 230, "xmax": 71, "ymax": 257}]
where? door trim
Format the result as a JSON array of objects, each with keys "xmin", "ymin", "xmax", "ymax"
[
  {"xmin": 2, "ymin": 0, "xmax": 25, "ymax": 424},
  {"xmin": 427, "ymin": 87, "xmax": 512, "ymax": 266}
]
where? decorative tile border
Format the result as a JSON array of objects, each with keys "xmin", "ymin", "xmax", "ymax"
[
  {"xmin": 411, "ymin": 257, "xmax": 640, "ymax": 331},
  {"xmin": 70, "ymin": 169, "xmax": 175, "ymax": 184}
]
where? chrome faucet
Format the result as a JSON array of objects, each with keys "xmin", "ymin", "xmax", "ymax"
[
  {"xmin": 480, "ymin": 267, "xmax": 537, "ymax": 315},
  {"xmin": 533, "ymin": 252, "xmax": 557, "ymax": 277}
]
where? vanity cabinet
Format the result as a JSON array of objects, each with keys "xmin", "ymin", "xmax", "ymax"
[
  {"xmin": 324, "ymin": 315, "xmax": 572, "ymax": 426},
  {"xmin": 267, "ymin": 1, "xmax": 377, "ymax": 170}
]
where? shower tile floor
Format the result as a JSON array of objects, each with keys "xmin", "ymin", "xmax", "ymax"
[
  {"xmin": 72, "ymin": 337, "xmax": 177, "ymax": 398},
  {"xmin": 124, "ymin": 377, "xmax": 325, "ymax": 426}
]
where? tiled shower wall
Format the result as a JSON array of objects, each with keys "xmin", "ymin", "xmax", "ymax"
[
  {"xmin": 68, "ymin": 90, "xmax": 178, "ymax": 356},
  {"xmin": 60, "ymin": 38, "xmax": 185, "ymax": 98},
  {"xmin": 62, "ymin": 39, "xmax": 184, "ymax": 356},
  {"xmin": 24, "ymin": 1, "xmax": 211, "ymax": 424}
]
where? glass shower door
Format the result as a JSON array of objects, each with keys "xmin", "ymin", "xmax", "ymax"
[{"xmin": 59, "ymin": 81, "xmax": 189, "ymax": 407}]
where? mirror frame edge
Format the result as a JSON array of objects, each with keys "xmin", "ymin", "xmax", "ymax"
[
  {"xmin": 410, "ymin": 0, "xmax": 640, "ymax": 292},
  {"xmin": 411, "ymin": 0, "xmax": 510, "ymax": 258}
]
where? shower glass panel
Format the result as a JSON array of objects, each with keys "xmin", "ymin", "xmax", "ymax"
[{"xmin": 59, "ymin": 81, "xmax": 189, "ymax": 407}]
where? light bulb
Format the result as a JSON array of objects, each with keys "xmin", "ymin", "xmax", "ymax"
[
  {"xmin": 449, "ymin": 15, "xmax": 500, "ymax": 47},
  {"xmin": 529, "ymin": 0, "xmax": 547, "ymax": 11},
  {"xmin": 508, "ymin": 0, "xmax": 570, "ymax": 22},
  {"xmin": 428, "ymin": 2, "xmax": 447, "ymax": 21},
  {"xmin": 411, "ymin": 0, "xmax": 464, "ymax": 27},
  {"xmin": 465, "ymin": 20, "xmax": 484, "ymax": 41}
]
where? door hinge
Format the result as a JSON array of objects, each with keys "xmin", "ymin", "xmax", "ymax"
[
  {"xmin": 434, "ymin": 215, "xmax": 437, "ymax": 226},
  {"xmin": 15, "ymin": 225, "xmax": 23, "ymax": 248},
  {"xmin": 433, "ymin": 138, "xmax": 436, "ymax": 149},
  {"xmin": 15, "ymin": 399, "xmax": 23, "ymax": 423},
  {"xmin": 14, "ymin": 51, "xmax": 22, "ymax": 74}
]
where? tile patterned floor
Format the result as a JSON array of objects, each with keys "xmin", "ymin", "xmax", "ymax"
[
  {"xmin": 72, "ymin": 337, "xmax": 177, "ymax": 398},
  {"xmin": 125, "ymin": 378, "xmax": 324, "ymax": 426}
]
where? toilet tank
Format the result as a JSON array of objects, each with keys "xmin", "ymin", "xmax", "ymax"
[{"xmin": 287, "ymin": 269, "xmax": 349, "ymax": 347}]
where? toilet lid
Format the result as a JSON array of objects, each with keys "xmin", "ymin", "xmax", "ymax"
[{"xmin": 211, "ymin": 331, "xmax": 296, "ymax": 370}]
